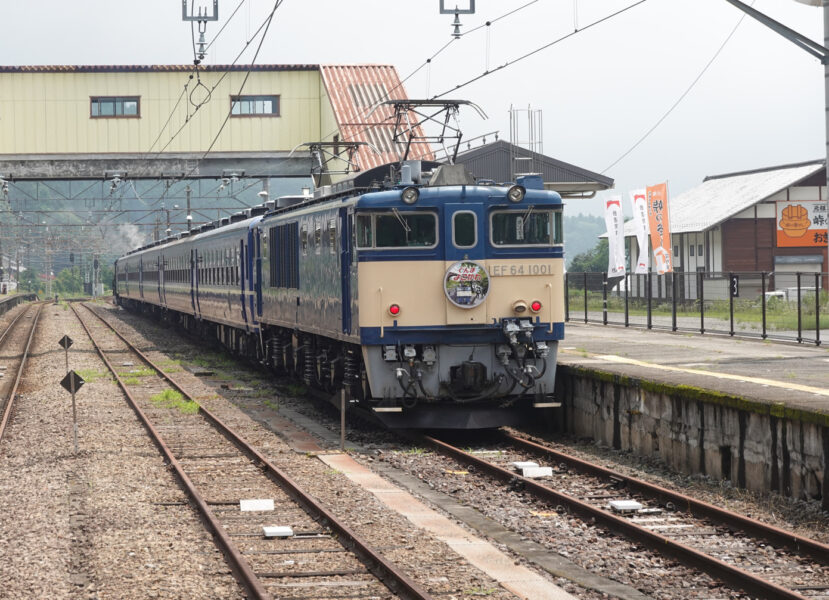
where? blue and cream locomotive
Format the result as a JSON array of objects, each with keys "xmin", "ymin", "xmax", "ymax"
[{"xmin": 114, "ymin": 160, "xmax": 565, "ymax": 428}]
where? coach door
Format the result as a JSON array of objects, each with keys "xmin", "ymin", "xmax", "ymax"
[
  {"xmin": 138, "ymin": 257, "xmax": 144, "ymax": 300},
  {"xmin": 191, "ymin": 248, "xmax": 201, "ymax": 319},
  {"xmin": 254, "ymin": 228, "xmax": 263, "ymax": 319},
  {"xmin": 157, "ymin": 255, "xmax": 165, "ymax": 306},
  {"xmin": 340, "ymin": 207, "xmax": 354, "ymax": 335},
  {"xmin": 239, "ymin": 239, "xmax": 249, "ymax": 332}
]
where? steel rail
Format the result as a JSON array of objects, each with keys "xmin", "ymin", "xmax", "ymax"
[
  {"xmin": 70, "ymin": 303, "xmax": 271, "ymax": 600},
  {"xmin": 0, "ymin": 303, "xmax": 43, "ymax": 443},
  {"xmin": 422, "ymin": 434, "xmax": 811, "ymax": 600},
  {"xmin": 77, "ymin": 302, "xmax": 434, "ymax": 600},
  {"xmin": 503, "ymin": 432, "xmax": 829, "ymax": 564}
]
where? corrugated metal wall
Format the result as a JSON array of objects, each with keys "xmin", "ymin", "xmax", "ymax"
[{"xmin": 0, "ymin": 67, "xmax": 322, "ymax": 154}]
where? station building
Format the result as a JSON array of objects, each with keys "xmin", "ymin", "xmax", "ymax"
[
  {"xmin": 0, "ymin": 63, "xmax": 431, "ymax": 179},
  {"xmin": 619, "ymin": 160, "xmax": 828, "ymax": 296}
]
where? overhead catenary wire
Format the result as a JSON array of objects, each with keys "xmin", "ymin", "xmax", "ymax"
[
  {"xmin": 204, "ymin": 0, "xmax": 246, "ymax": 55},
  {"xmin": 332, "ymin": 0, "xmax": 542, "ymax": 148},
  {"xmin": 431, "ymin": 0, "xmax": 649, "ymax": 100},
  {"xmin": 184, "ymin": 0, "xmax": 285, "ymax": 179},
  {"xmin": 148, "ymin": 5, "xmax": 280, "ymax": 161},
  {"xmin": 600, "ymin": 1, "xmax": 754, "ymax": 174}
]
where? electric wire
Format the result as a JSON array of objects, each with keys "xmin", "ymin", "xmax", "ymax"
[
  {"xmin": 204, "ymin": 0, "xmax": 246, "ymax": 54},
  {"xmin": 184, "ymin": 0, "xmax": 285, "ymax": 179},
  {"xmin": 148, "ymin": 5, "xmax": 278, "ymax": 161},
  {"xmin": 329, "ymin": 0, "xmax": 541, "ymax": 147},
  {"xmin": 431, "ymin": 0, "xmax": 649, "ymax": 99},
  {"xmin": 600, "ymin": 1, "xmax": 753, "ymax": 174}
]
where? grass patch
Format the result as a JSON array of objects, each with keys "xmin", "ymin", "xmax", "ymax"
[
  {"xmin": 75, "ymin": 368, "xmax": 110, "ymax": 383},
  {"xmin": 404, "ymin": 447, "xmax": 428, "ymax": 455},
  {"xmin": 119, "ymin": 365, "xmax": 155, "ymax": 378},
  {"xmin": 192, "ymin": 353, "xmax": 236, "ymax": 369},
  {"xmin": 150, "ymin": 389, "xmax": 199, "ymax": 414},
  {"xmin": 285, "ymin": 383, "xmax": 307, "ymax": 397},
  {"xmin": 122, "ymin": 376, "xmax": 141, "ymax": 386},
  {"xmin": 263, "ymin": 399, "xmax": 279, "ymax": 411},
  {"xmin": 211, "ymin": 371, "xmax": 234, "ymax": 381}
]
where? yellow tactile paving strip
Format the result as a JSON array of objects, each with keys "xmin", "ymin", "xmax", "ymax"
[{"xmin": 318, "ymin": 453, "xmax": 577, "ymax": 600}]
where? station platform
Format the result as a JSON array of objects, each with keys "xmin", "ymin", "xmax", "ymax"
[
  {"xmin": 555, "ymin": 323, "xmax": 828, "ymax": 505},
  {"xmin": 558, "ymin": 323, "xmax": 829, "ymax": 419}
]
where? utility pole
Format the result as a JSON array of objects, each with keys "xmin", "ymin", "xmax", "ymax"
[{"xmin": 724, "ymin": 0, "xmax": 829, "ymax": 289}]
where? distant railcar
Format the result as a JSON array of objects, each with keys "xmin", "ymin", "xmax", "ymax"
[{"xmin": 114, "ymin": 160, "xmax": 565, "ymax": 428}]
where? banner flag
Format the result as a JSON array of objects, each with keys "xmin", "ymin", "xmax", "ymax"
[
  {"xmin": 629, "ymin": 189, "xmax": 649, "ymax": 274},
  {"xmin": 646, "ymin": 182, "xmax": 673, "ymax": 274},
  {"xmin": 604, "ymin": 195, "xmax": 626, "ymax": 278}
]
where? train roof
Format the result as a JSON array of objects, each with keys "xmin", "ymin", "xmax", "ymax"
[{"xmin": 119, "ymin": 160, "xmax": 562, "ymax": 259}]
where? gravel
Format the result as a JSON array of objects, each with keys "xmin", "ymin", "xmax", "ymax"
[
  {"xmin": 89, "ymin": 302, "xmax": 522, "ymax": 600},
  {"xmin": 0, "ymin": 301, "xmax": 242, "ymax": 600}
]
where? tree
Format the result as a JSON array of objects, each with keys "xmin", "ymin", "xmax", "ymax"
[
  {"xmin": 54, "ymin": 266, "xmax": 84, "ymax": 296},
  {"xmin": 18, "ymin": 268, "xmax": 39, "ymax": 292},
  {"xmin": 568, "ymin": 239, "xmax": 608, "ymax": 273}
]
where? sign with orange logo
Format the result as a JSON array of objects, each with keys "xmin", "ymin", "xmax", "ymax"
[
  {"xmin": 776, "ymin": 201, "xmax": 827, "ymax": 247},
  {"xmin": 646, "ymin": 183, "xmax": 673, "ymax": 274}
]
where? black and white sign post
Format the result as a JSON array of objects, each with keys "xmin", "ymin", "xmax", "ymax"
[{"xmin": 58, "ymin": 335, "xmax": 84, "ymax": 454}]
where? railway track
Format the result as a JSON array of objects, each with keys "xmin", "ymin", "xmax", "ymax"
[
  {"xmin": 419, "ymin": 431, "xmax": 829, "ymax": 600},
  {"xmin": 0, "ymin": 302, "xmax": 43, "ymax": 442},
  {"xmin": 71, "ymin": 302, "xmax": 433, "ymax": 600}
]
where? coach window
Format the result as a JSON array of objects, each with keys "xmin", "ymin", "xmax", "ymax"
[
  {"xmin": 314, "ymin": 222, "xmax": 323, "ymax": 255},
  {"xmin": 328, "ymin": 219, "xmax": 337, "ymax": 255},
  {"xmin": 300, "ymin": 225, "xmax": 309, "ymax": 256},
  {"xmin": 553, "ymin": 210, "xmax": 563, "ymax": 244},
  {"xmin": 452, "ymin": 211, "xmax": 476, "ymax": 248}
]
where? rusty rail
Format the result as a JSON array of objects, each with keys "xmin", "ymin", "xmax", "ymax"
[
  {"xmin": 423, "ymin": 434, "xmax": 812, "ymax": 600},
  {"xmin": 0, "ymin": 303, "xmax": 43, "ymax": 442},
  {"xmin": 75, "ymin": 302, "xmax": 433, "ymax": 600},
  {"xmin": 503, "ymin": 432, "xmax": 829, "ymax": 564}
]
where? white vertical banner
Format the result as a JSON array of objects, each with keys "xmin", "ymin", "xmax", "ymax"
[
  {"xmin": 604, "ymin": 195, "xmax": 626, "ymax": 277},
  {"xmin": 629, "ymin": 189, "xmax": 650, "ymax": 274}
]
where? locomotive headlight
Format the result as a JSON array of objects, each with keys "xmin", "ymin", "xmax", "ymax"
[
  {"xmin": 401, "ymin": 186, "xmax": 419, "ymax": 205},
  {"xmin": 512, "ymin": 300, "xmax": 528, "ymax": 314},
  {"xmin": 507, "ymin": 185, "xmax": 525, "ymax": 203},
  {"xmin": 530, "ymin": 300, "xmax": 542, "ymax": 313}
]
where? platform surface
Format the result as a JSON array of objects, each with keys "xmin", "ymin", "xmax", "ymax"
[{"xmin": 559, "ymin": 323, "xmax": 829, "ymax": 417}]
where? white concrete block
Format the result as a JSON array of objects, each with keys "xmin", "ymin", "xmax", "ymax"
[
  {"xmin": 511, "ymin": 461, "xmax": 539, "ymax": 470},
  {"xmin": 609, "ymin": 500, "xmax": 643, "ymax": 513},
  {"xmin": 521, "ymin": 466, "xmax": 553, "ymax": 478},
  {"xmin": 240, "ymin": 498, "xmax": 274, "ymax": 512},
  {"xmin": 263, "ymin": 526, "xmax": 293, "ymax": 538}
]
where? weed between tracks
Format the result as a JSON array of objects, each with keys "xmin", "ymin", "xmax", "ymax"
[
  {"xmin": 119, "ymin": 366, "xmax": 156, "ymax": 378},
  {"xmin": 75, "ymin": 369, "xmax": 111, "ymax": 383},
  {"xmin": 150, "ymin": 389, "xmax": 199, "ymax": 414}
]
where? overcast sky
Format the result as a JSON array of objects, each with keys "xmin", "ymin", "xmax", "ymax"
[{"xmin": 0, "ymin": 0, "xmax": 824, "ymax": 216}]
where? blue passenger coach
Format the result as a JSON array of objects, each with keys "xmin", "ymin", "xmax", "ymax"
[{"xmin": 115, "ymin": 160, "xmax": 565, "ymax": 428}]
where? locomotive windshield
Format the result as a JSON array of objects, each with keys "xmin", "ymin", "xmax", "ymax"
[
  {"xmin": 490, "ymin": 209, "xmax": 563, "ymax": 246},
  {"xmin": 356, "ymin": 212, "xmax": 437, "ymax": 249}
]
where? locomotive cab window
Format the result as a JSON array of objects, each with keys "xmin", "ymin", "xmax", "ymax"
[
  {"xmin": 452, "ymin": 211, "xmax": 477, "ymax": 248},
  {"xmin": 356, "ymin": 211, "xmax": 437, "ymax": 249},
  {"xmin": 490, "ymin": 209, "xmax": 563, "ymax": 246}
]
